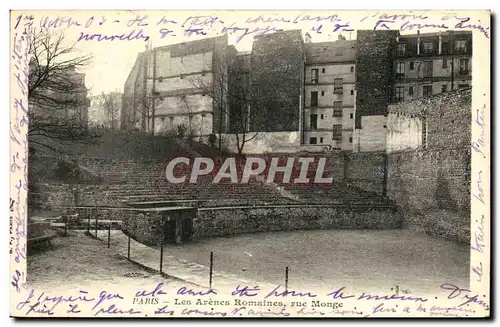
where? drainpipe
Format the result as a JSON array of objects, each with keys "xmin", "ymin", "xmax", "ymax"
[{"xmin": 416, "ymin": 30, "xmax": 421, "ymax": 56}]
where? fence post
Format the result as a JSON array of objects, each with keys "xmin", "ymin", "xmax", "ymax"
[
  {"xmin": 107, "ymin": 224, "xmax": 111, "ymax": 248},
  {"xmin": 95, "ymin": 215, "xmax": 98, "ymax": 238},
  {"xmin": 160, "ymin": 240, "xmax": 164, "ymax": 274},
  {"xmin": 127, "ymin": 234, "xmax": 131, "ymax": 259},
  {"xmin": 209, "ymin": 251, "xmax": 214, "ymax": 289},
  {"xmin": 160, "ymin": 216, "xmax": 164, "ymax": 274},
  {"xmin": 87, "ymin": 208, "xmax": 90, "ymax": 234},
  {"xmin": 64, "ymin": 215, "xmax": 68, "ymax": 237},
  {"xmin": 285, "ymin": 266, "xmax": 289, "ymax": 292}
]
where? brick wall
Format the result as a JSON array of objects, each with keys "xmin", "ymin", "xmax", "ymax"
[{"xmin": 386, "ymin": 89, "xmax": 471, "ymax": 243}]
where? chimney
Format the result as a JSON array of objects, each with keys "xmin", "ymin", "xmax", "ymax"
[{"xmin": 304, "ymin": 32, "xmax": 312, "ymax": 44}]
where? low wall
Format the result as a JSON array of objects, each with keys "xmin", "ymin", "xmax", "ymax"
[
  {"xmin": 194, "ymin": 204, "xmax": 400, "ymax": 239},
  {"xmin": 120, "ymin": 204, "xmax": 401, "ymax": 245},
  {"xmin": 32, "ymin": 184, "xmax": 125, "ymax": 210}
]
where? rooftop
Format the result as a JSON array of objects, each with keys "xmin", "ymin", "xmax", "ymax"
[{"xmin": 305, "ymin": 40, "xmax": 357, "ymax": 64}]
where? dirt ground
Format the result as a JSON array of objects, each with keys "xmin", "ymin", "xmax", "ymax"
[{"xmin": 27, "ymin": 231, "xmax": 176, "ymax": 293}]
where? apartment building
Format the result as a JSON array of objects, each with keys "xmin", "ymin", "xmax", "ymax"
[
  {"xmin": 393, "ymin": 31, "xmax": 473, "ymax": 102},
  {"xmin": 303, "ymin": 38, "xmax": 357, "ymax": 150},
  {"xmin": 122, "ymin": 36, "xmax": 229, "ymax": 138}
]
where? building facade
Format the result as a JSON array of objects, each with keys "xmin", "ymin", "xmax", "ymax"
[
  {"xmin": 392, "ymin": 31, "xmax": 473, "ymax": 103},
  {"xmin": 29, "ymin": 64, "xmax": 90, "ymax": 126},
  {"xmin": 122, "ymin": 36, "xmax": 230, "ymax": 138},
  {"xmin": 122, "ymin": 29, "xmax": 472, "ymax": 153},
  {"xmin": 303, "ymin": 38, "xmax": 357, "ymax": 150}
]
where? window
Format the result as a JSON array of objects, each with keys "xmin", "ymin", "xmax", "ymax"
[
  {"xmin": 423, "ymin": 42, "xmax": 434, "ymax": 54},
  {"xmin": 423, "ymin": 61, "xmax": 433, "ymax": 78},
  {"xmin": 333, "ymin": 101, "xmax": 342, "ymax": 117},
  {"xmin": 310, "ymin": 114, "xmax": 318, "ymax": 130},
  {"xmin": 442, "ymin": 42, "xmax": 449, "ymax": 54},
  {"xmin": 311, "ymin": 91, "xmax": 318, "ymax": 107},
  {"xmin": 397, "ymin": 43, "xmax": 406, "ymax": 56},
  {"xmin": 334, "ymin": 78, "xmax": 343, "ymax": 94},
  {"xmin": 309, "ymin": 137, "xmax": 317, "ymax": 145},
  {"xmin": 459, "ymin": 59, "xmax": 469, "ymax": 75},
  {"xmin": 350, "ymin": 66, "xmax": 354, "ymax": 73},
  {"xmin": 321, "ymin": 91, "xmax": 325, "ymax": 96},
  {"xmin": 180, "ymin": 74, "xmax": 184, "ymax": 79},
  {"xmin": 349, "ymin": 137, "xmax": 353, "ymax": 143},
  {"xmin": 320, "ymin": 114, "xmax": 324, "ymax": 119},
  {"xmin": 423, "ymin": 85, "xmax": 433, "ymax": 97},
  {"xmin": 322, "ymin": 68, "xmax": 326, "ymax": 73},
  {"xmin": 335, "ymin": 49, "xmax": 343, "ymax": 56},
  {"xmin": 409, "ymin": 86, "xmax": 414, "ymax": 97},
  {"xmin": 454, "ymin": 40, "xmax": 467, "ymax": 53},
  {"xmin": 396, "ymin": 62, "xmax": 405, "ymax": 78},
  {"xmin": 350, "ymin": 90, "xmax": 354, "ymax": 95},
  {"xmin": 311, "ymin": 69, "xmax": 319, "ymax": 83},
  {"xmin": 158, "ymin": 77, "xmax": 164, "ymax": 82},
  {"xmin": 332, "ymin": 125, "xmax": 342, "ymax": 140},
  {"xmin": 394, "ymin": 86, "xmax": 404, "ymax": 102},
  {"xmin": 320, "ymin": 137, "xmax": 324, "ymax": 144},
  {"xmin": 459, "ymin": 84, "xmax": 469, "ymax": 89},
  {"xmin": 441, "ymin": 84, "xmax": 447, "ymax": 93},
  {"xmin": 349, "ymin": 113, "xmax": 353, "ymax": 119},
  {"xmin": 409, "ymin": 62, "xmax": 414, "ymax": 70},
  {"xmin": 442, "ymin": 59, "xmax": 448, "ymax": 69}
]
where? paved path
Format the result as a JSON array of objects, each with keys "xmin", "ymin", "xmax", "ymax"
[{"xmin": 93, "ymin": 230, "xmax": 274, "ymax": 291}]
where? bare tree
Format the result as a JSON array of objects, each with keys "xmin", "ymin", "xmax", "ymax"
[
  {"xmin": 234, "ymin": 103, "xmax": 259, "ymax": 155},
  {"xmin": 188, "ymin": 56, "xmax": 228, "ymax": 150},
  {"xmin": 27, "ymin": 28, "xmax": 97, "ymax": 151},
  {"xmin": 101, "ymin": 92, "xmax": 120, "ymax": 130},
  {"xmin": 227, "ymin": 56, "xmax": 258, "ymax": 155},
  {"xmin": 140, "ymin": 92, "xmax": 161, "ymax": 134}
]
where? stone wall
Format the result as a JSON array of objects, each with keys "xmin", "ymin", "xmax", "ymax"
[
  {"xmin": 345, "ymin": 152, "xmax": 386, "ymax": 195},
  {"xmin": 194, "ymin": 205, "xmax": 400, "ymax": 239},
  {"xmin": 120, "ymin": 204, "xmax": 401, "ymax": 244},
  {"xmin": 387, "ymin": 148, "xmax": 471, "ymax": 243},
  {"xmin": 386, "ymin": 89, "xmax": 471, "ymax": 243},
  {"xmin": 250, "ymin": 30, "xmax": 304, "ymax": 132}
]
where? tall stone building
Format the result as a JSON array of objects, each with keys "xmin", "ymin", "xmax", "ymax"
[
  {"xmin": 122, "ymin": 36, "xmax": 230, "ymax": 138},
  {"xmin": 249, "ymin": 30, "xmax": 305, "ymax": 133},
  {"xmin": 121, "ymin": 29, "xmax": 472, "ymax": 154},
  {"xmin": 392, "ymin": 31, "xmax": 473, "ymax": 102},
  {"xmin": 303, "ymin": 37, "xmax": 357, "ymax": 150},
  {"xmin": 353, "ymin": 30, "xmax": 399, "ymax": 153}
]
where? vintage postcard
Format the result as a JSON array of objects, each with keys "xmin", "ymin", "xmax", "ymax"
[{"xmin": 10, "ymin": 9, "xmax": 491, "ymax": 318}]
